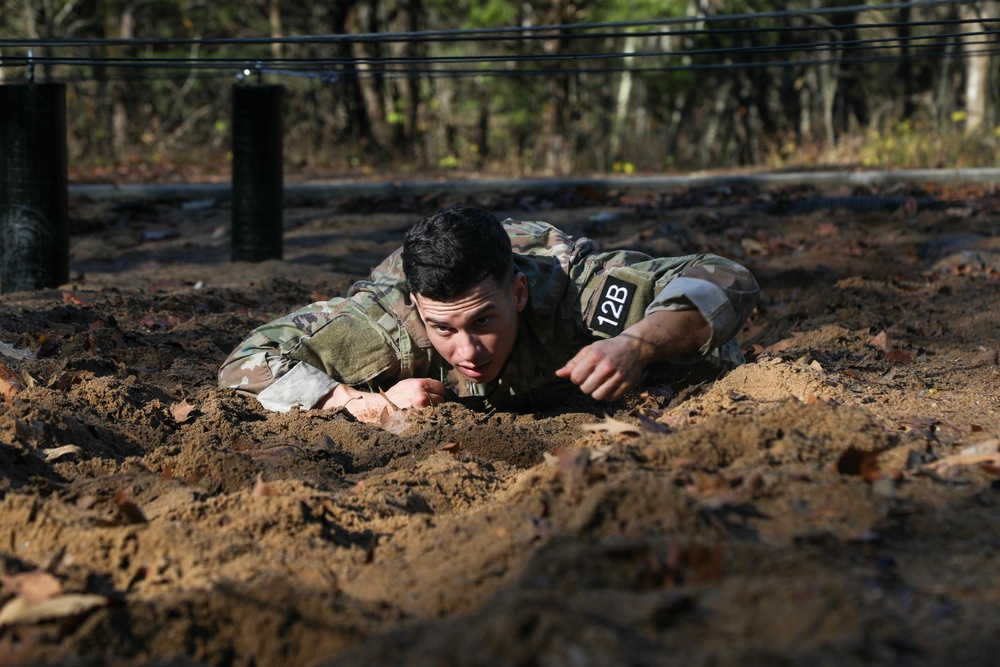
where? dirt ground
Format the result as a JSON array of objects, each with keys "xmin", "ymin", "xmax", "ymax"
[{"xmin": 1, "ymin": 178, "xmax": 1000, "ymax": 666}]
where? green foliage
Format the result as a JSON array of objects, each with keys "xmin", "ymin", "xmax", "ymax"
[{"xmin": 2, "ymin": 0, "xmax": 997, "ymax": 173}]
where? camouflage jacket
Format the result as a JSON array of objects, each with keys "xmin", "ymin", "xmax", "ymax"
[{"xmin": 218, "ymin": 219, "xmax": 759, "ymax": 413}]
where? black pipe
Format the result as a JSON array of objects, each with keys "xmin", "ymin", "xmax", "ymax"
[
  {"xmin": 0, "ymin": 83, "xmax": 69, "ymax": 294},
  {"xmin": 231, "ymin": 83, "xmax": 284, "ymax": 262}
]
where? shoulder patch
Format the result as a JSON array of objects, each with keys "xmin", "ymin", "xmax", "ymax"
[{"xmin": 589, "ymin": 275, "xmax": 637, "ymax": 336}]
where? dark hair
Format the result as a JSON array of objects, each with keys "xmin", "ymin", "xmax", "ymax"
[{"xmin": 402, "ymin": 205, "xmax": 514, "ymax": 300}]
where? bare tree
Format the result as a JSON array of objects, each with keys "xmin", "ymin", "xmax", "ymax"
[{"xmin": 961, "ymin": 0, "xmax": 997, "ymax": 135}]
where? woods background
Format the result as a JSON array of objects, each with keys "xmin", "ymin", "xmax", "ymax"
[{"xmin": 1, "ymin": 0, "xmax": 998, "ymax": 177}]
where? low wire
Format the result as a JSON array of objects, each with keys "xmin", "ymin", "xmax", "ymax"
[
  {"xmin": 1, "ymin": 28, "xmax": 993, "ymax": 75},
  {"xmin": 0, "ymin": 0, "xmax": 985, "ymax": 50}
]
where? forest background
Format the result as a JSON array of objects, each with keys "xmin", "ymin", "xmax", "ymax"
[{"xmin": 1, "ymin": 0, "xmax": 998, "ymax": 179}]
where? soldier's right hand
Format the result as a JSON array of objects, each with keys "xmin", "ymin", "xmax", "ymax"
[
  {"xmin": 384, "ymin": 378, "xmax": 446, "ymax": 409},
  {"xmin": 319, "ymin": 379, "xmax": 445, "ymax": 424}
]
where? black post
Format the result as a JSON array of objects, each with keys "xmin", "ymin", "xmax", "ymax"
[
  {"xmin": 231, "ymin": 83, "xmax": 284, "ymax": 262},
  {"xmin": 0, "ymin": 83, "xmax": 69, "ymax": 294}
]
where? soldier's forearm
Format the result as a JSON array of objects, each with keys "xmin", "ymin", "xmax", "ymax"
[{"xmin": 620, "ymin": 309, "xmax": 711, "ymax": 367}]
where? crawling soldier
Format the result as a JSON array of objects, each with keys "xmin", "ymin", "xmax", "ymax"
[{"xmin": 219, "ymin": 204, "xmax": 759, "ymax": 421}]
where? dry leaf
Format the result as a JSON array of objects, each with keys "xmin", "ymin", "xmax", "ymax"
[
  {"xmin": 835, "ymin": 446, "xmax": 884, "ymax": 482},
  {"xmin": 581, "ymin": 416, "xmax": 642, "ymax": 436},
  {"xmin": 252, "ymin": 472, "xmax": 281, "ymax": 498},
  {"xmin": 48, "ymin": 370, "xmax": 85, "ymax": 391},
  {"xmin": 436, "ymin": 441, "xmax": 462, "ymax": 458},
  {"xmin": 871, "ymin": 330, "xmax": 891, "ymax": 351},
  {"xmin": 36, "ymin": 445, "xmax": 84, "ymax": 462},
  {"xmin": 0, "ymin": 363, "xmax": 25, "ymax": 401},
  {"xmin": 925, "ymin": 452, "xmax": 1000, "ymax": 473},
  {"xmin": 1, "ymin": 571, "xmax": 62, "ymax": 604},
  {"xmin": 379, "ymin": 408, "xmax": 412, "ymax": 435},
  {"xmin": 62, "ymin": 292, "xmax": 90, "ymax": 307},
  {"xmin": 114, "ymin": 491, "xmax": 147, "ymax": 525},
  {"xmin": 959, "ymin": 439, "xmax": 1000, "ymax": 456},
  {"xmin": 14, "ymin": 419, "xmax": 44, "ymax": 445},
  {"xmin": 0, "ymin": 340, "xmax": 35, "ymax": 361},
  {"xmin": 972, "ymin": 349, "xmax": 999, "ymax": 365},
  {"xmin": 886, "ymin": 349, "xmax": 915, "ymax": 365},
  {"xmin": 378, "ymin": 388, "xmax": 400, "ymax": 412},
  {"xmin": 0, "ymin": 593, "xmax": 108, "ymax": 627},
  {"xmin": 170, "ymin": 399, "xmax": 200, "ymax": 424}
]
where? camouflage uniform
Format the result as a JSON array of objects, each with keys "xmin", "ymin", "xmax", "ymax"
[{"xmin": 219, "ymin": 219, "xmax": 759, "ymax": 412}]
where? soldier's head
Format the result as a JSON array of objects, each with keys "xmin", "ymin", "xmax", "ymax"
[
  {"xmin": 404, "ymin": 205, "xmax": 528, "ymax": 383},
  {"xmin": 403, "ymin": 204, "xmax": 515, "ymax": 299}
]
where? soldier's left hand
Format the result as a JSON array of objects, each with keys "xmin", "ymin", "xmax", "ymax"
[{"xmin": 555, "ymin": 336, "xmax": 645, "ymax": 402}]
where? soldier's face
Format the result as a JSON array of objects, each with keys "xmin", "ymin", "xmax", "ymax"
[{"xmin": 412, "ymin": 273, "xmax": 529, "ymax": 384}]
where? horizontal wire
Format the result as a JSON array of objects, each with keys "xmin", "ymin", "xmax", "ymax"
[
  {"xmin": 9, "ymin": 44, "xmax": 995, "ymax": 86},
  {"xmin": 0, "ymin": 0, "xmax": 985, "ymax": 50},
  {"xmin": 1, "ymin": 27, "xmax": 993, "ymax": 74}
]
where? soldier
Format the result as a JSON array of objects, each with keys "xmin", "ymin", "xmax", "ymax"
[{"xmin": 219, "ymin": 204, "xmax": 759, "ymax": 422}]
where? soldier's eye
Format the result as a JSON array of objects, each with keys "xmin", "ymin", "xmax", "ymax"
[{"xmin": 474, "ymin": 317, "xmax": 491, "ymax": 327}]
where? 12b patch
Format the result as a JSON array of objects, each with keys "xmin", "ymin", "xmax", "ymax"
[{"xmin": 589, "ymin": 275, "xmax": 636, "ymax": 336}]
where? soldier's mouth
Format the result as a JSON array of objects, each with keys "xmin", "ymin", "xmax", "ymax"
[{"xmin": 458, "ymin": 362, "xmax": 490, "ymax": 380}]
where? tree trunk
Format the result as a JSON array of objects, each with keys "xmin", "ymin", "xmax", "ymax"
[
  {"xmin": 330, "ymin": 2, "xmax": 382, "ymax": 157},
  {"xmin": 961, "ymin": 1, "xmax": 996, "ymax": 134},
  {"xmin": 110, "ymin": 0, "xmax": 136, "ymax": 158},
  {"xmin": 609, "ymin": 34, "xmax": 637, "ymax": 163},
  {"xmin": 269, "ymin": 0, "xmax": 283, "ymax": 59}
]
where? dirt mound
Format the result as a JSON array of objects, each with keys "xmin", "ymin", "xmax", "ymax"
[{"xmin": 2, "ymin": 183, "xmax": 1000, "ymax": 666}]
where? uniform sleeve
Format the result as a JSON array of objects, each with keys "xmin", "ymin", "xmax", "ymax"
[
  {"xmin": 644, "ymin": 255, "xmax": 759, "ymax": 354},
  {"xmin": 571, "ymin": 249, "xmax": 759, "ymax": 357},
  {"xmin": 217, "ymin": 292, "xmax": 403, "ymax": 412}
]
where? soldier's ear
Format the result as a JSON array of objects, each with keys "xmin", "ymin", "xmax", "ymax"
[{"xmin": 511, "ymin": 273, "xmax": 528, "ymax": 312}]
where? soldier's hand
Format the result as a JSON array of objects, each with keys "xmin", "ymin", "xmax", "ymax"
[
  {"xmin": 555, "ymin": 336, "xmax": 645, "ymax": 402},
  {"xmin": 384, "ymin": 378, "xmax": 446, "ymax": 409},
  {"xmin": 319, "ymin": 379, "xmax": 445, "ymax": 423}
]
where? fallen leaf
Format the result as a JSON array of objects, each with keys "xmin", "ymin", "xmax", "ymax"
[
  {"xmin": 379, "ymin": 407, "xmax": 412, "ymax": 435},
  {"xmin": 31, "ymin": 333, "xmax": 58, "ymax": 358},
  {"xmin": 0, "ymin": 593, "xmax": 108, "ymax": 627},
  {"xmin": 973, "ymin": 349, "xmax": 999, "ymax": 365},
  {"xmin": 634, "ymin": 412, "xmax": 672, "ymax": 434},
  {"xmin": 871, "ymin": 330, "xmax": 891, "ymax": 351},
  {"xmin": 1, "ymin": 571, "xmax": 62, "ymax": 604},
  {"xmin": 378, "ymin": 388, "xmax": 400, "ymax": 412},
  {"xmin": 959, "ymin": 439, "xmax": 1000, "ymax": 456},
  {"xmin": 14, "ymin": 419, "xmax": 44, "ymax": 445},
  {"xmin": 85, "ymin": 333, "xmax": 100, "ymax": 357},
  {"xmin": 546, "ymin": 447, "xmax": 591, "ymax": 472},
  {"xmin": 436, "ymin": 441, "xmax": 462, "ymax": 458},
  {"xmin": 114, "ymin": 491, "xmax": 147, "ymax": 525},
  {"xmin": 62, "ymin": 292, "xmax": 90, "ymax": 307},
  {"xmin": 581, "ymin": 416, "xmax": 642, "ymax": 436},
  {"xmin": 252, "ymin": 472, "xmax": 281, "ymax": 498},
  {"xmin": 835, "ymin": 446, "xmax": 885, "ymax": 481},
  {"xmin": 135, "ymin": 314, "xmax": 182, "ymax": 331},
  {"xmin": 170, "ymin": 399, "xmax": 200, "ymax": 424},
  {"xmin": 36, "ymin": 445, "xmax": 84, "ymax": 462},
  {"xmin": 763, "ymin": 336, "xmax": 799, "ymax": 354},
  {"xmin": 0, "ymin": 363, "xmax": 25, "ymax": 400},
  {"xmin": 815, "ymin": 222, "xmax": 839, "ymax": 237},
  {"xmin": 20, "ymin": 369, "xmax": 40, "ymax": 388},
  {"xmin": 886, "ymin": 349, "xmax": 915, "ymax": 365},
  {"xmin": 48, "ymin": 370, "xmax": 86, "ymax": 391},
  {"xmin": 0, "ymin": 340, "xmax": 35, "ymax": 360},
  {"xmin": 925, "ymin": 451, "xmax": 1000, "ymax": 473}
]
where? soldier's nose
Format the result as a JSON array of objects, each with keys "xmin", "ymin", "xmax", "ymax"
[{"xmin": 456, "ymin": 333, "xmax": 482, "ymax": 360}]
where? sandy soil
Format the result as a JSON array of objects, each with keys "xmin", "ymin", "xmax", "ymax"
[{"xmin": 1, "ymin": 180, "xmax": 1000, "ymax": 666}]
